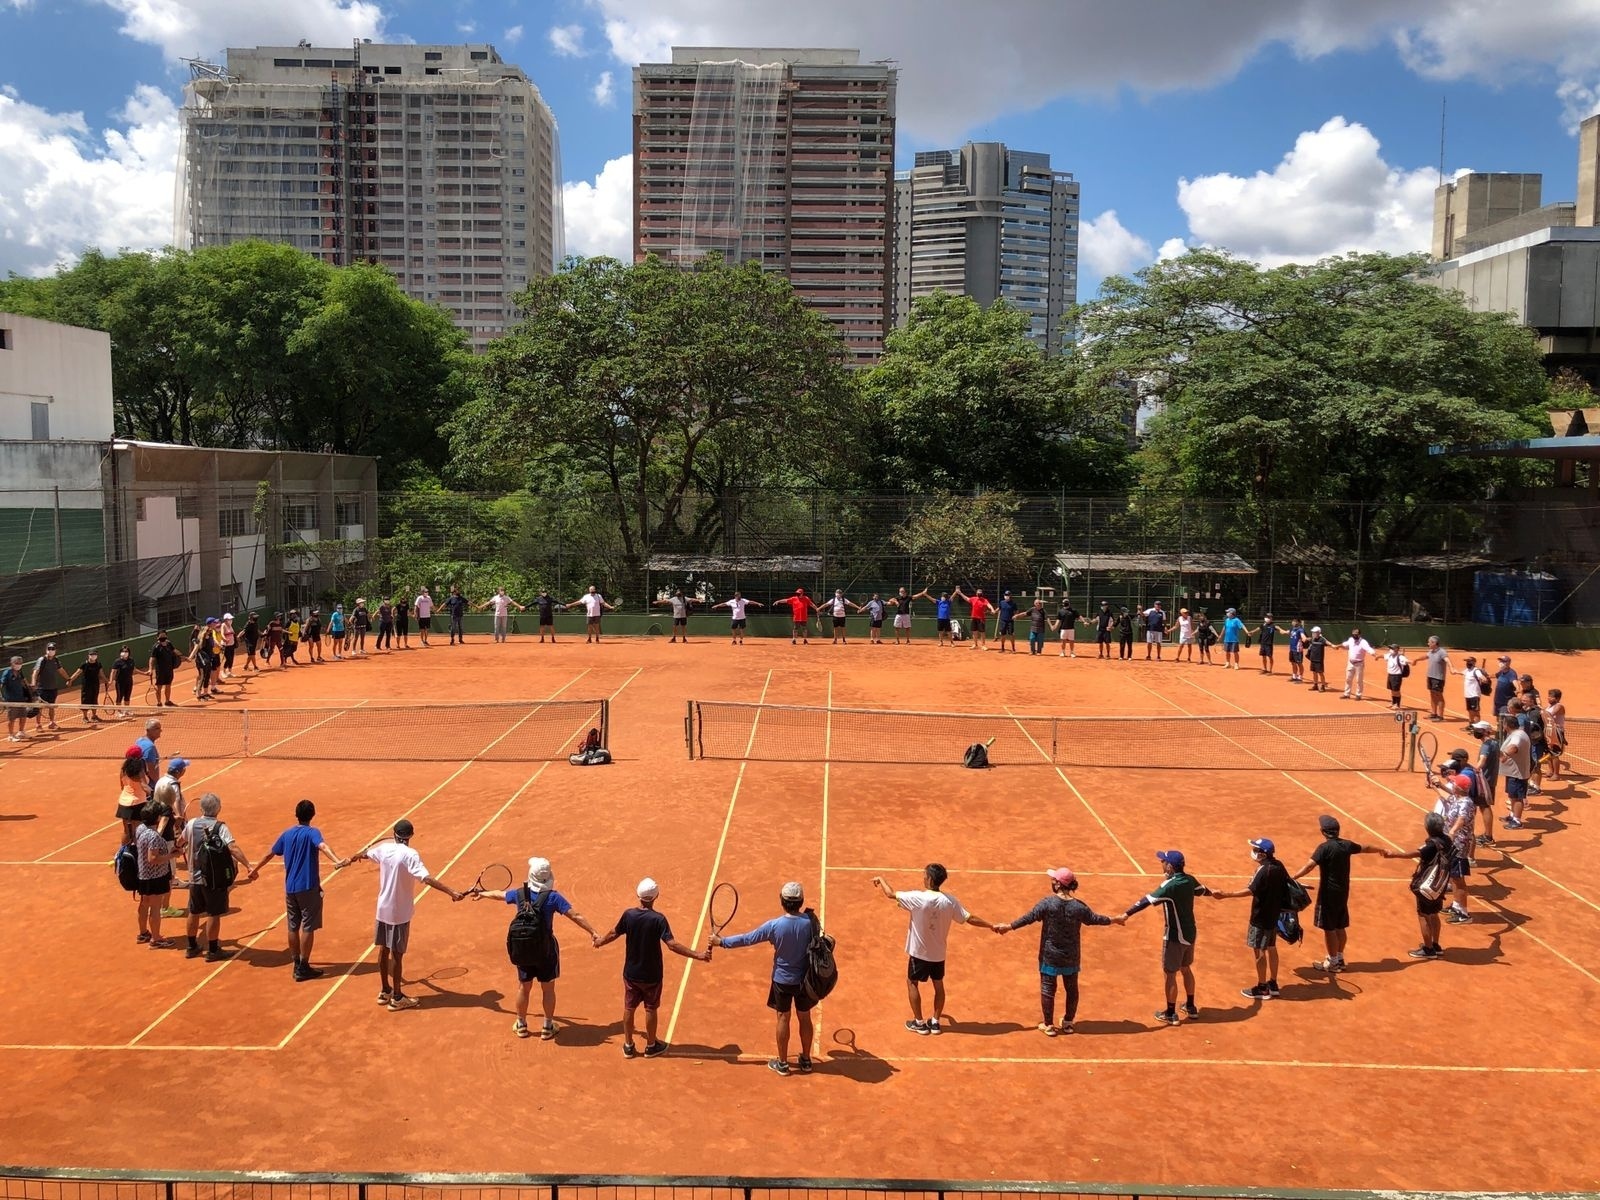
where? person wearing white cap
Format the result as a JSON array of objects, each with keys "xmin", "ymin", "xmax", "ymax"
[
  {"xmin": 710, "ymin": 881, "xmax": 819, "ymax": 1076},
  {"xmin": 593, "ymin": 877, "xmax": 710, "ymax": 1058},
  {"xmin": 474, "ymin": 855, "xmax": 598, "ymax": 1039},
  {"xmin": 219, "ymin": 614, "xmax": 237, "ymax": 678},
  {"xmin": 992, "ymin": 868, "xmax": 1124, "ymax": 1036}
]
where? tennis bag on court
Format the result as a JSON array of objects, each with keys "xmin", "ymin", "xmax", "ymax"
[
  {"xmin": 112, "ymin": 843, "xmax": 139, "ymax": 892},
  {"xmin": 963, "ymin": 742, "xmax": 990, "ymax": 769},
  {"xmin": 568, "ymin": 727, "xmax": 611, "ymax": 766},
  {"xmin": 506, "ymin": 885, "xmax": 552, "ymax": 968},
  {"xmin": 195, "ymin": 823, "xmax": 237, "ymax": 890},
  {"xmin": 801, "ymin": 908, "xmax": 838, "ymax": 1004}
]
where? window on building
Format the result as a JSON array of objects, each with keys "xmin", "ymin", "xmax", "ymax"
[
  {"xmin": 335, "ymin": 499, "xmax": 363, "ymax": 527},
  {"xmin": 218, "ymin": 508, "xmax": 251, "ymax": 539},
  {"xmin": 425, "ymin": 51, "xmax": 443, "ymax": 61},
  {"xmin": 0, "ymin": 327, "xmax": 10, "ymax": 349},
  {"xmin": 385, "ymin": 66, "xmax": 402, "ymax": 74},
  {"xmin": 135, "ymin": 497, "xmax": 147, "ymax": 522},
  {"xmin": 281, "ymin": 502, "xmax": 317, "ymax": 536},
  {"xmin": 156, "ymin": 592, "xmax": 197, "ymax": 632},
  {"xmin": 30, "ymin": 401, "xmax": 49, "ymax": 440},
  {"xmin": 176, "ymin": 495, "xmax": 200, "ymax": 521},
  {"xmin": 470, "ymin": 51, "xmax": 488, "ymax": 60}
]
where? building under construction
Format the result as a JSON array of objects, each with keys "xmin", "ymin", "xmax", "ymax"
[
  {"xmin": 176, "ymin": 44, "xmax": 561, "ymax": 352},
  {"xmin": 633, "ymin": 48, "xmax": 897, "ymax": 367}
]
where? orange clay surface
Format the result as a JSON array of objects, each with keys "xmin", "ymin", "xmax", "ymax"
[{"xmin": 0, "ymin": 627, "xmax": 1596, "ymax": 1192}]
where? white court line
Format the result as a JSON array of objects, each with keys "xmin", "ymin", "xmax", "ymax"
[
  {"xmin": 1003, "ymin": 705, "xmax": 1141, "ymax": 871},
  {"xmin": 32, "ymin": 700, "xmax": 373, "ymax": 864},
  {"xmin": 825, "ymin": 864, "xmax": 1410, "ymax": 883},
  {"xmin": 663, "ymin": 668, "xmax": 774, "ymax": 1048},
  {"xmin": 815, "ymin": 670, "xmax": 833, "ymax": 1056},
  {"xmin": 125, "ymin": 675, "xmax": 602, "ymax": 1048},
  {"xmin": 680, "ymin": 1049, "xmax": 1600, "ymax": 1074}
]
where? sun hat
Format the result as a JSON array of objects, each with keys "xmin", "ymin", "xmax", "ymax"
[
  {"xmin": 636, "ymin": 877, "xmax": 659, "ymax": 900},
  {"xmin": 1248, "ymin": 837, "xmax": 1275, "ymax": 855},
  {"xmin": 526, "ymin": 856, "xmax": 554, "ymax": 891},
  {"xmin": 1046, "ymin": 867, "xmax": 1077, "ymax": 889}
]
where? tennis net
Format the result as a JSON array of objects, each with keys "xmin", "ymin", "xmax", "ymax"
[
  {"xmin": 686, "ymin": 701, "xmax": 1412, "ymax": 771},
  {"xmin": 4, "ymin": 699, "xmax": 608, "ymax": 762}
]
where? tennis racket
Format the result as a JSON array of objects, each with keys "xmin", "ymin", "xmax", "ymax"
[
  {"xmin": 466, "ymin": 862, "xmax": 513, "ymax": 897},
  {"xmin": 708, "ymin": 881, "xmax": 739, "ymax": 945},
  {"xmin": 1417, "ymin": 730, "xmax": 1439, "ymax": 783}
]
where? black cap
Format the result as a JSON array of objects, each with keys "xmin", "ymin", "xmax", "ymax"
[
  {"xmin": 1318, "ymin": 815, "xmax": 1340, "ymax": 835},
  {"xmin": 394, "ymin": 818, "xmax": 415, "ymax": 838}
]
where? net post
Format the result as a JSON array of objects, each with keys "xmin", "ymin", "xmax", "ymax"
[
  {"xmin": 242, "ymin": 707, "xmax": 250, "ymax": 757},
  {"xmin": 601, "ymin": 699, "xmax": 610, "ymax": 750},
  {"xmin": 685, "ymin": 700, "xmax": 695, "ymax": 759}
]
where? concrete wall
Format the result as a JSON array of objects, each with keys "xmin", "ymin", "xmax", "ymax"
[{"xmin": 0, "ymin": 313, "xmax": 114, "ymax": 441}]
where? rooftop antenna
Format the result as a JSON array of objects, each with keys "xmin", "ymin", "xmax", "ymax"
[{"xmin": 1438, "ymin": 95, "xmax": 1447, "ymax": 187}]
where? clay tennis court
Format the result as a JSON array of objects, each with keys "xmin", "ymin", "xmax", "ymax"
[{"xmin": 1, "ymin": 634, "xmax": 1597, "ymax": 1193}]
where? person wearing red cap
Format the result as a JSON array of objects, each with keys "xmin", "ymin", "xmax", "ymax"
[
  {"xmin": 1207, "ymin": 838, "xmax": 1290, "ymax": 1001},
  {"xmin": 780, "ymin": 588, "xmax": 817, "ymax": 645},
  {"xmin": 993, "ymin": 868, "xmax": 1124, "ymax": 1035}
]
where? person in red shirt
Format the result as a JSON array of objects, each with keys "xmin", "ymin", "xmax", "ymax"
[
  {"xmin": 952, "ymin": 585, "xmax": 993, "ymax": 651},
  {"xmin": 781, "ymin": 589, "xmax": 817, "ymax": 645}
]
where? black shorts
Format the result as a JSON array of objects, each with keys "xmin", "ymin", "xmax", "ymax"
[
  {"xmin": 766, "ymin": 980, "xmax": 817, "ymax": 1013},
  {"xmin": 1097, "ymin": 631, "xmax": 1112, "ymax": 643},
  {"xmin": 907, "ymin": 956, "xmax": 947, "ymax": 982},
  {"xmin": 731, "ymin": 619, "xmax": 746, "ymax": 630},
  {"xmin": 189, "ymin": 884, "xmax": 229, "ymax": 918},
  {"xmin": 1427, "ymin": 677, "xmax": 1444, "ymax": 693},
  {"xmin": 1288, "ymin": 650, "xmax": 1303, "ymax": 664},
  {"xmin": 1414, "ymin": 891, "xmax": 1444, "ymax": 917},
  {"xmin": 832, "ymin": 616, "xmax": 847, "ymax": 628},
  {"xmin": 137, "ymin": 873, "xmax": 172, "ymax": 897},
  {"xmin": 516, "ymin": 945, "xmax": 561, "ymax": 984},
  {"xmin": 418, "ymin": 616, "xmax": 432, "ymax": 630},
  {"xmin": 115, "ymin": 802, "xmax": 144, "ymax": 821},
  {"xmin": 1314, "ymin": 899, "xmax": 1349, "ymax": 931},
  {"xmin": 870, "ymin": 620, "xmax": 883, "ymax": 629},
  {"xmin": 936, "ymin": 618, "xmax": 951, "ymax": 632},
  {"xmin": 1466, "ymin": 697, "xmax": 1482, "ymax": 714},
  {"xmin": 396, "ymin": 617, "xmax": 410, "ymax": 633},
  {"xmin": 997, "ymin": 619, "xmax": 1015, "ymax": 635},
  {"xmin": 972, "ymin": 619, "xmax": 987, "ymax": 634},
  {"xmin": 1388, "ymin": 673, "xmax": 1404, "ymax": 691},
  {"xmin": 305, "ymin": 631, "xmax": 321, "ymax": 644},
  {"xmin": 672, "ymin": 617, "xmax": 687, "ymax": 627},
  {"xmin": 37, "ymin": 688, "xmax": 58, "ymax": 703}
]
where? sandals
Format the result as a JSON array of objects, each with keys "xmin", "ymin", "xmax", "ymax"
[
  {"xmin": 1037, "ymin": 1023, "xmax": 1058, "ymax": 1037},
  {"xmin": 540, "ymin": 1021, "xmax": 556, "ymax": 1040}
]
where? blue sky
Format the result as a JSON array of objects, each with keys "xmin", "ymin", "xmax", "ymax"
[{"xmin": 3, "ymin": 0, "xmax": 1600, "ymax": 295}]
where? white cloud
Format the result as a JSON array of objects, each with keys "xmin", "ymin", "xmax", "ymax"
[
  {"xmin": 1175, "ymin": 117, "xmax": 1437, "ymax": 266},
  {"xmin": 0, "ymin": 84, "xmax": 179, "ymax": 276},
  {"xmin": 591, "ymin": 70, "xmax": 615, "ymax": 107},
  {"xmin": 584, "ymin": 0, "xmax": 1600, "ymax": 139},
  {"xmin": 562, "ymin": 153, "xmax": 633, "ymax": 260},
  {"xmin": 1557, "ymin": 78, "xmax": 1600, "ymax": 134},
  {"xmin": 1156, "ymin": 237, "xmax": 1189, "ymax": 261},
  {"xmin": 1079, "ymin": 210, "xmax": 1154, "ymax": 281},
  {"xmin": 97, "ymin": 0, "xmax": 385, "ymax": 60},
  {"xmin": 547, "ymin": 23, "xmax": 587, "ymax": 57},
  {"xmin": 502, "ymin": 24, "xmax": 524, "ymax": 46},
  {"xmin": 456, "ymin": 20, "xmax": 476, "ymax": 36}
]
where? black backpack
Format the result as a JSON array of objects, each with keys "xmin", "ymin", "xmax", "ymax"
[
  {"xmin": 963, "ymin": 742, "xmax": 990, "ymax": 769},
  {"xmin": 195, "ymin": 821, "xmax": 237, "ymax": 890},
  {"xmin": 113, "ymin": 843, "xmax": 139, "ymax": 892},
  {"xmin": 1284, "ymin": 877, "xmax": 1312, "ymax": 912},
  {"xmin": 506, "ymin": 885, "xmax": 551, "ymax": 968},
  {"xmin": 801, "ymin": 908, "xmax": 837, "ymax": 1004}
]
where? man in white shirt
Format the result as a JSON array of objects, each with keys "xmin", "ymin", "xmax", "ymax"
[
  {"xmin": 566, "ymin": 585, "xmax": 616, "ymax": 644},
  {"xmin": 1498, "ymin": 716, "xmax": 1532, "ymax": 831},
  {"xmin": 871, "ymin": 864, "xmax": 992, "ymax": 1035},
  {"xmin": 348, "ymin": 819, "xmax": 461, "ymax": 1010},
  {"xmin": 1340, "ymin": 628, "xmax": 1374, "ymax": 701},
  {"xmin": 414, "ymin": 588, "xmax": 434, "ymax": 647},
  {"xmin": 476, "ymin": 587, "xmax": 525, "ymax": 644},
  {"xmin": 713, "ymin": 591, "xmax": 764, "ymax": 645}
]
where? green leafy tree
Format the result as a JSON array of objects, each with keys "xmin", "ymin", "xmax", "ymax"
[
  {"xmin": 1074, "ymin": 249, "xmax": 1551, "ymax": 557},
  {"xmin": 890, "ymin": 491, "xmax": 1033, "ymax": 588},
  {"xmin": 864, "ymin": 292, "xmax": 1132, "ymax": 492},
  {"xmin": 445, "ymin": 254, "xmax": 856, "ymax": 574}
]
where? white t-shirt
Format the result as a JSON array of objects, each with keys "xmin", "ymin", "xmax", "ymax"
[
  {"xmin": 895, "ymin": 889, "xmax": 969, "ymax": 962},
  {"xmin": 1384, "ymin": 650, "xmax": 1407, "ymax": 675},
  {"xmin": 414, "ymin": 593, "xmax": 433, "ymax": 619},
  {"xmin": 367, "ymin": 841, "xmax": 430, "ymax": 925},
  {"xmin": 490, "ymin": 593, "xmax": 512, "ymax": 616},
  {"xmin": 1463, "ymin": 668, "xmax": 1485, "ymax": 699},
  {"xmin": 726, "ymin": 597, "xmax": 749, "ymax": 620},
  {"xmin": 1178, "ymin": 615, "xmax": 1193, "ymax": 639},
  {"xmin": 1343, "ymin": 637, "xmax": 1373, "ymax": 662},
  {"xmin": 830, "ymin": 596, "xmax": 848, "ymax": 617},
  {"xmin": 581, "ymin": 592, "xmax": 606, "ymax": 618},
  {"xmin": 154, "ymin": 774, "xmax": 185, "ymax": 818}
]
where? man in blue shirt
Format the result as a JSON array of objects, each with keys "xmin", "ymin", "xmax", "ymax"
[
  {"xmin": 934, "ymin": 592, "xmax": 954, "ymax": 647},
  {"xmin": 444, "ymin": 584, "xmax": 470, "ymax": 645},
  {"xmin": 1221, "ymin": 608, "xmax": 1247, "ymax": 670},
  {"xmin": 712, "ymin": 880, "xmax": 818, "ymax": 1076},
  {"xmin": 996, "ymin": 590, "xmax": 1019, "ymax": 653},
  {"xmin": 258, "ymin": 799, "xmax": 347, "ymax": 982},
  {"xmin": 135, "ymin": 718, "xmax": 162, "ymax": 793}
]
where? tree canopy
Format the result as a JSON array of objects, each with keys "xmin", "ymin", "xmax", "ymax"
[
  {"xmin": 0, "ymin": 242, "xmax": 467, "ymax": 478},
  {"xmin": 863, "ymin": 292, "xmax": 1132, "ymax": 492},
  {"xmin": 445, "ymin": 253, "xmax": 858, "ymax": 571}
]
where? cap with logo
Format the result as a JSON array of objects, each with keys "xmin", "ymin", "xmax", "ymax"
[
  {"xmin": 167, "ymin": 756, "xmax": 190, "ymax": 773},
  {"xmin": 1155, "ymin": 849, "xmax": 1185, "ymax": 869},
  {"xmin": 1248, "ymin": 837, "xmax": 1275, "ymax": 855}
]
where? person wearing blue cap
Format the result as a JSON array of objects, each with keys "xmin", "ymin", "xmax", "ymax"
[
  {"xmin": 1208, "ymin": 837, "xmax": 1291, "ymax": 1001},
  {"xmin": 1123, "ymin": 850, "xmax": 1212, "ymax": 1026},
  {"xmin": 153, "ymin": 755, "xmax": 190, "ymax": 824}
]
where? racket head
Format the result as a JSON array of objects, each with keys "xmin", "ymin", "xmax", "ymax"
[
  {"xmin": 1417, "ymin": 731, "xmax": 1439, "ymax": 772},
  {"xmin": 708, "ymin": 881, "xmax": 739, "ymax": 933},
  {"xmin": 474, "ymin": 862, "xmax": 513, "ymax": 894}
]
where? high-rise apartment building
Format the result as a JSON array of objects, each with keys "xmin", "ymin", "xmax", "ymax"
[
  {"xmin": 633, "ymin": 48, "xmax": 896, "ymax": 366},
  {"xmin": 892, "ymin": 143, "xmax": 1080, "ymax": 353},
  {"xmin": 177, "ymin": 44, "xmax": 561, "ymax": 351}
]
